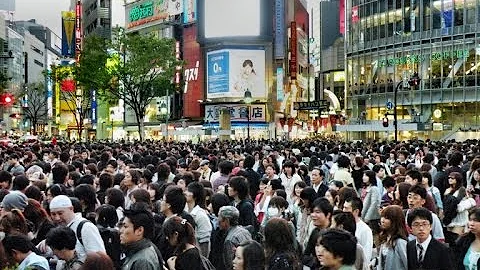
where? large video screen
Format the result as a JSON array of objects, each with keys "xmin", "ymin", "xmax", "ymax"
[{"xmin": 203, "ymin": 0, "xmax": 261, "ymax": 38}]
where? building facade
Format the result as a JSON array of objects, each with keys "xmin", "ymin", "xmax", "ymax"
[{"xmin": 338, "ymin": 0, "xmax": 480, "ymax": 141}]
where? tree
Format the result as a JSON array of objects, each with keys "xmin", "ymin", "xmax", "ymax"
[
  {"xmin": 0, "ymin": 71, "xmax": 10, "ymax": 92},
  {"xmin": 99, "ymin": 28, "xmax": 181, "ymax": 141},
  {"xmin": 20, "ymin": 82, "xmax": 48, "ymax": 135}
]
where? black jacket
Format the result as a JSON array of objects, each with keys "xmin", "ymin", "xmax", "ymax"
[
  {"xmin": 455, "ymin": 233, "xmax": 480, "ymax": 270},
  {"xmin": 235, "ymin": 199, "xmax": 256, "ymax": 227},
  {"xmin": 407, "ymin": 238, "xmax": 452, "ymax": 270},
  {"xmin": 245, "ymin": 168, "xmax": 261, "ymax": 199}
]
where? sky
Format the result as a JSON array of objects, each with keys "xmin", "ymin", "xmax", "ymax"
[{"xmin": 14, "ymin": 0, "xmax": 71, "ymax": 36}]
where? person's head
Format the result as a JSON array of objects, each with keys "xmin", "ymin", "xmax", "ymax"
[
  {"xmin": 267, "ymin": 196, "xmax": 289, "ymax": 219},
  {"xmin": 228, "ymin": 176, "xmax": 249, "ymax": 200},
  {"xmin": 74, "ymin": 184, "xmax": 97, "ymax": 211},
  {"xmin": 162, "ymin": 186, "xmax": 186, "ymax": 216},
  {"xmin": 129, "ymin": 189, "xmax": 151, "ymax": 208},
  {"xmin": 124, "ymin": 169, "xmax": 141, "ymax": 188},
  {"xmin": 362, "ymin": 170, "xmax": 377, "ymax": 187},
  {"xmin": 78, "ymin": 252, "xmax": 114, "ymax": 270},
  {"xmin": 372, "ymin": 164, "xmax": 386, "ymax": 179},
  {"xmin": 324, "ymin": 189, "xmax": 338, "ymax": 207},
  {"xmin": 448, "ymin": 172, "xmax": 463, "ymax": 191},
  {"xmin": 383, "ymin": 176, "xmax": 396, "ymax": 192},
  {"xmin": 264, "ymin": 217, "xmax": 296, "ymax": 258},
  {"xmin": 105, "ymin": 188, "xmax": 125, "ymax": 209},
  {"xmin": 310, "ymin": 167, "xmax": 324, "ymax": 185},
  {"xmin": 241, "ymin": 59, "xmax": 255, "ymax": 75},
  {"xmin": 11, "ymin": 175, "xmax": 29, "ymax": 192},
  {"xmin": 0, "ymin": 191, "xmax": 28, "ymax": 216},
  {"xmin": 2, "ymin": 233, "xmax": 36, "ymax": 263},
  {"xmin": 405, "ymin": 169, "xmax": 422, "ymax": 186},
  {"xmin": 311, "ymin": 197, "xmax": 333, "ymax": 229},
  {"xmin": 120, "ymin": 207, "xmax": 154, "ymax": 244},
  {"xmin": 185, "ymin": 182, "xmax": 205, "ymax": 208},
  {"xmin": 292, "ymin": 181, "xmax": 307, "ymax": 199},
  {"xmin": 407, "ymin": 207, "xmax": 432, "ymax": 243},
  {"xmin": 316, "ymin": 229, "xmax": 357, "ymax": 268},
  {"xmin": 379, "ymin": 205, "xmax": 408, "ymax": 246},
  {"xmin": 52, "ymin": 163, "xmax": 69, "ymax": 185},
  {"xmin": 218, "ymin": 205, "xmax": 240, "ymax": 230},
  {"xmin": 233, "ymin": 240, "xmax": 265, "ymax": 270},
  {"xmin": 23, "ymin": 198, "xmax": 49, "ymax": 224},
  {"xmin": 218, "ymin": 160, "xmax": 234, "ymax": 175},
  {"xmin": 407, "ymin": 184, "xmax": 427, "ymax": 209},
  {"xmin": 394, "ymin": 182, "xmax": 412, "ymax": 209},
  {"xmin": 96, "ymin": 204, "xmax": 118, "ymax": 228},
  {"xmin": 336, "ymin": 155, "xmax": 351, "ymax": 169},
  {"xmin": 0, "ymin": 209, "xmax": 28, "ymax": 235},
  {"xmin": 300, "ymin": 187, "xmax": 318, "ymax": 209},
  {"xmin": 282, "ymin": 161, "xmax": 296, "ymax": 176},
  {"xmin": 343, "ymin": 197, "xmax": 363, "ymax": 220},
  {"xmin": 49, "ymin": 195, "xmax": 75, "ymax": 225},
  {"xmin": 0, "ymin": 171, "xmax": 12, "ymax": 189},
  {"xmin": 209, "ymin": 192, "xmax": 230, "ymax": 216},
  {"xmin": 162, "ymin": 216, "xmax": 195, "ymax": 252},
  {"xmin": 98, "ymin": 173, "xmax": 113, "ymax": 191},
  {"xmin": 331, "ymin": 211, "xmax": 356, "ymax": 236},
  {"xmin": 45, "ymin": 226, "xmax": 77, "ymax": 260}
]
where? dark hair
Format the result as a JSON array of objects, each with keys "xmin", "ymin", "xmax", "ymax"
[
  {"xmin": 337, "ymin": 187, "xmax": 358, "ymax": 210},
  {"xmin": 268, "ymin": 178, "xmax": 284, "ymax": 191},
  {"xmin": 3, "ymin": 233, "xmax": 36, "ymax": 255},
  {"xmin": 211, "ymin": 193, "xmax": 230, "ymax": 216},
  {"xmin": 129, "ymin": 189, "xmax": 151, "ymax": 207},
  {"xmin": 74, "ymin": 184, "xmax": 97, "ymax": 213},
  {"xmin": 98, "ymin": 173, "xmax": 113, "ymax": 191},
  {"xmin": 187, "ymin": 182, "xmax": 206, "ymax": 208},
  {"xmin": 164, "ymin": 186, "xmax": 186, "ymax": 214},
  {"xmin": 268, "ymin": 196, "xmax": 289, "ymax": 209},
  {"xmin": 96, "ymin": 204, "xmax": 118, "ymax": 228},
  {"xmin": 156, "ymin": 163, "xmax": 171, "ymax": 182},
  {"xmin": 420, "ymin": 171, "xmax": 432, "ymax": 187},
  {"xmin": 12, "ymin": 175, "xmax": 29, "ymax": 191},
  {"xmin": 46, "ymin": 226, "xmax": 77, "ymax": 250},
  {"xmin": 229, "ymin": 176, "xmax": 250, "ymax": 200},
  {"xmin": 127, "ymin": 169, "xmax": 142, "ymax": 185},
  {"xmin": 300, "ymin": 187, "xmax": 318, "ymax": 209},
  {"xmin": 408, "ymin": 184, "xmax": 427, "ymax": 199},
  {"xmin": 332, "ymin": 211, "xmax": 356, "ymax": 235},
  {"xmin": 318, "ymin": 229, "xmax": 357, "ymax": 265},
  {"xmin": 123, "ymin": 208, "xmax": 155, "ymax": 240},
  {"xmin": 79, "ymin": 174, "xmax": 95, "ymax": 186},
  {"xmin": 0, "ymin": 209, "xmax": 28, "ymax": 235},
  {"xmin": 372, "ymin": 164, "xmax": 385, "ymax": 174},
  {"xmin": 0, "ymin": 170, "xmax": 12, "ymax": 186},
  {"xmin": 79, "ymin": 252, "xmax": 114, "ymax": 270},
  {"xmin": 52, "ymin": 163, "xmax": 69, "ymax": 184},
  {"xmin": 336, "ymin": 155, "xmax": 351, "ymax": 169},
  {"xmin": 244, "ymin": 155, "xmax": 255, "ymax": 169},
  {"xmin": 379, "ymin": 205, "xmax": 408, "ymax": 247},
  {"xmin": 345, "ymin": 197, "xmax": 363, "ymax": 216},
  {"xmin": 46, "ymin": 183, "xmax": 67, "ymax": 197},
  {"xmin": 406, "ymin": 170, "xmax": 422, "ymax": 184},
  {"xmin": 162, "ymin": 216, "xmax": 196, "ymax": 253},
  {"xmin": 23, "ymin": 198, "xmax": 50, "ymax": 226},
  {"xmin": 239, "ymin": 240, "xmax": 265, "ymax": 270},
  {"xmin": 25, "ymin": 185, "xmax": 42, "ymax": 202},
  {"xmin": 407, "ymin": 207, "xmax": 433, "ymax": 227},
  {"xmin": 148, "ymin": 182, "xmax": 163, "ymax": 202},
  {"xmin": 312, "ymin": 197, "xmax": 334, "ymax": 217},
  {"xmin": 219, "ymin": 160, "xmax": 234, "ymax": 175},
  {"xmin": 106, "ymin": 188, "xmax": 125, "ymax": 209},
  {"xmin": 383, "ymin": 176, "xmax": 396, "ymax": 189},
  {"xmin": 264, "ymin": 218, "xmax": 298, "ymax": 267},
  {"xmin": 363, "ymin": 170, "xmax": 377, "ymax": 186}
]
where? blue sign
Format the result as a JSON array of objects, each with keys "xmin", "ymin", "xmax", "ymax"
[
  {"xmin": 386, "ymin": 101, "xmax": 393, "ymax": 110},
  {"xmin": 274, "ymin": 0, "xmax": 285, "ymax": 59},
  {"xmin": 207, "ymin": 51, "xmax": 229, "ymax": 94},
  {"xmin": 277, "ymin": 67, "xmax": 284, "ymax": 101}
]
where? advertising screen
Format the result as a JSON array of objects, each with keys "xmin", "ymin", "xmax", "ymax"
[
  {"xmin": 207, "ymin": 49, "xmax": 266, "ymax": 99},
  {"xmin": 203, "ymin": 0, "xmax": 260, "ymax": 38}
]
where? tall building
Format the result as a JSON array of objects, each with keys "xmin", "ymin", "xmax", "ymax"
[{"xmin": 337, "ymin": 0, "xmax": 480, "ymax": 141}]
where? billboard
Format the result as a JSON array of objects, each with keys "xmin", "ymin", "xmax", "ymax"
[
  {"xmin": 61, "ymin": 11, "xmax": 76, "ymax": 57},
  {"xmin": 126, "ymin": 0, "xmax": 182, "ymax": 31},
  {"xmin": 182, "ymin": 25, "xmax": 203, "ymax": 118},
  {"xmin": 274, "ymin": 0, "xmax": 285, "ymax": 59},
  {"xmin": 75, "ymin": 1, "xmax": 82, "ymax": 62},
  {"xmin": 207, "ymin": 49, "xmax": 266, "ymax": 99},
  {"xmin": 197, "ymin": 0, "xmax": 273, "ymax": 43},
  {"xmin": 205, "ymin": 104, "xmax": 266, "ymax": 123},
  {"xmin": 183, "ymin": 0, "xmax": 197, "ymax": 23}
]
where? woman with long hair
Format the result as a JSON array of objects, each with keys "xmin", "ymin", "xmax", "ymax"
[
  {"xmin": 351, "ymin": 156, "xmax": 367, "ymax": 193},
  {"xmin": 264, "ymin": 217, "xmax": 301, "ymax": 270},
  {"xmin": 393, "ymin": 182, "xmax": 412, "ymax": 209},
  {"xmin": 163, "ymin": 216, "xmax": 203, "ymax": 270},
  {"xmin": 23, "ymin": 199, "xmax": 55, "ymax": 245},
  {"xmin": 233, "ymin": 240, "xmax": 265, "ymax": 270},
  {"xmin": 444, "ymin": 172, "xmax": 476, "ymax": 236},
  {"xmin": 454, "ymin": 207, "xmax": 480, "ymax": 269},
  {"xmin": 360, "ymin": 170, "xmax": 381, "ymax": 233},
  {"xmin": 375, "ymin": 205, "xmax": 408, "ymax": 270}
]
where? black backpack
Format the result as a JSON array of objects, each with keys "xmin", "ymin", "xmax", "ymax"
[{"xmin": 75, "ymin": 220, "xmax": 122, "ymax": 269}]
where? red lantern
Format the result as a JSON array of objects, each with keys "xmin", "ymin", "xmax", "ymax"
[{"xmin": 61, "ymin": 79, "xmax": 76, "ymax": 92}]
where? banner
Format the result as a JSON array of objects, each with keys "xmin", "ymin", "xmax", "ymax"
[
  {"xmin": 274, "ymin": 0, "xmax": 285, "ymax": 59},
  {"xmin": 442, "ymin": 0, "xmax": 453, "ymax": 35},
  {"xmin": 183, "ymin": 0, "xmax": 197, "ymax": 23},
  {"xmin": 289, "ymin": 22, "xmax": 297, "ymax": 80},
  {"xmin": 339, "ymin": 0, "xmax": 345, "ymax": 34},
  {"xmin": 168, "ymin": 0, "xmax": 184, "ymax": 15},
  {"xmin": 206, "ymin": 49, "xmax": 266, "ymax": 99},
  {"xmin": 61, "ymin": 11, "xmax": 75, "ymax": 57},
  {"xmin": 75, "ymin": 1, "xmax": 82, "ymax": 62},
  {"xmin": 277, "ymin": 67, "xmax": 284, "ymax": 101},
  {"xmin": 204, "ymin": 104, "xmax": 266, "ymax": 122},
  {"xmin": 352, "ymin": 6, "xmax": 359, "ymax": 23}
]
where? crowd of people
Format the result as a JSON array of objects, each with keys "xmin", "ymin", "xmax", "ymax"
[{"xmin": 0, "ymin": 138, "xmax": 480, "ymax": 269}]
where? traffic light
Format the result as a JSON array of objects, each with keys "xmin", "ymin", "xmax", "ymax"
[
  {"xmin": 383, "ymin": 117, "xmax": 389, "ymax": 127},
  {"xmin": 0, "ymin": 93, "xmax": 14, "ymax": 106}
]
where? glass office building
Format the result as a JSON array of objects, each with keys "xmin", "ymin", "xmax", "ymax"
[{"xmin": 344, "ymin": 0, "xmax": 480, "ymax": 140}]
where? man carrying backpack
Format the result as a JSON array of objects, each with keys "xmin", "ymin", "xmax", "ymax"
[{"xmin": 49, "ymin": 195, "xmax": 106, "ymax": 261}]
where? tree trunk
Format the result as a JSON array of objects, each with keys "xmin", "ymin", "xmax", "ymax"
[
  {"xmin": 137, "ymin": 116, "xmax": 145, "ymax": 142},
  {"xmin": 32, "ymin": 118, "xmax": 37, "ymax": 135}
]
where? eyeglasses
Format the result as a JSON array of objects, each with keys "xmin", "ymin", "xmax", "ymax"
[{"xmin": 412, "ymin": 222, "xmax": 431, "ymax": 228}]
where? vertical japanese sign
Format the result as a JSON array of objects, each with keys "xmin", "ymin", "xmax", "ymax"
[
  {"xmin": 289, "ymin": 22, "xmax": 297, "ymax": 80},
  {"xmin": 61, "ymin": 11, "xmax": 76, "ymax": 57},
  {"xmin": 183, "ymin": 0, "xmax": 197, "ymax": 23},
  {"xmin": 277, "ymin": 67, "xmax": 284, "ymax": 101},
  {"xmin": 274, "ymin": 0, "xmax": 285, "ymax": 59},
  {"xmin": 339, "ymin": 0, "xmax": 345, "ymax": 34},
  {"xmin": 75, "ymin": 1, "xmax": 82, "ymax": 62},
  {"xmin": 351, "ymin": 6, "xmax": 359, "ymax": 23},
  {"xmin": 91, "ymin": 89, "xmax": 97, "ymax": 124}
]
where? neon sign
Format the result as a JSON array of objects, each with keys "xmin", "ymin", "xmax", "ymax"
[
  {"xmin": 129, "ymin": 1, "xmax": 154, "ymax": 22},
  {"xmin": 378, "ymin": 49, "xmax": 470, "ymax": 67}
]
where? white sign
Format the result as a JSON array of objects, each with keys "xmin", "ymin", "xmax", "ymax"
[
  {"xmin": 204, "ymin": 104, "xmax": 266, "ymax": 122},
  {"xmin": 207, "ymin": 49, "xmax": 266, "ymax": 99}
]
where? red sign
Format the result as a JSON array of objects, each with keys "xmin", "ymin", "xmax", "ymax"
[
  {"xmin": 61, "ymin": 79, "xmax": 76, "ymax": 92},
  {"xmin": 75, "ymin": 1, "xmax": 82, "ymax": 61},
  {"xmin": 352, "ymin": 6, "xmax": 359, "ymax": 23},
  {"xmin": 289, "ymin": 22, "xmax": 297, "ymax": 80},
  {"xmin": 182, "ymin": 25, "xmax": 203, "ymax": 119},
  {"xmin": 339, "ymin": 0, "xmax": 345, "ymax": 34}
]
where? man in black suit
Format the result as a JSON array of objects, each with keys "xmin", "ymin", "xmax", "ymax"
[
  {"xmin": 406, "ymin": 207, "xmax": 452, "ymax": 270},
  {"xmin": 311, "ymin": 167, "xmax": 328, "ymax": 198}
]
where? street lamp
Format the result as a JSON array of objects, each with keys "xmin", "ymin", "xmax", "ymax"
[
  {"xmin": 160, "ymin": 101, "xmax": 168, "ymax": 139},
  {"xmin": 244, "ymin": 89, "xmax": 253, "ymax": 141}
]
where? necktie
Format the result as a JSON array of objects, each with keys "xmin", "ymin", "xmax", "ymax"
[{"xmin": 417, "ymin": 243, "xmax": 424, "ymax": 263}]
